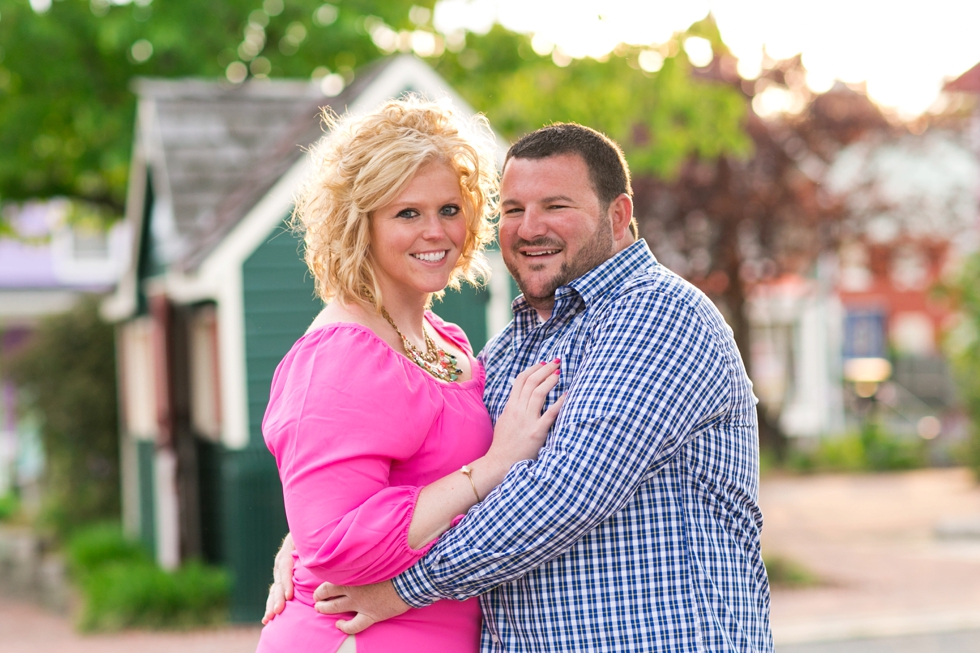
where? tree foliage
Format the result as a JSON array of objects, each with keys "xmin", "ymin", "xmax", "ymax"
[
  {"xmin": 0, "ymin": 2, "xmax": 753, "ymax": 217},
  {"xmin": 7, "ymin": 296, "xmax": 120, "ymax": 538},
  {"xmin": 436, "ymin": 19, "xmax": 752, "ymax": 179},
  {"xmin": 629, "ymin": 56, "xmax": 891, "ymax": 455},
  {"xmin": 0, "ymin": 0, "xmax": 431, "ymax": 212},
  {"xmin": 946, "ymin": 252, "xmax": 980, "ymax": 478}
]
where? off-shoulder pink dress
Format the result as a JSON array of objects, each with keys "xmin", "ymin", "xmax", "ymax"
[{"xmin": 256, "ymin": 314, "xmax": 491, "ymax": 653}]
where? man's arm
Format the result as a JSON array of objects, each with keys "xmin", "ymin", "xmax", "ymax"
[{"xmin": 393, "ymin": 290, "xmax": 733, "ymax": 606}]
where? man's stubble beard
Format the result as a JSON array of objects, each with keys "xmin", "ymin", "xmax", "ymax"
[{"xmin": 506, "ymin": 216, "xmax": 614, "ymax": 309}]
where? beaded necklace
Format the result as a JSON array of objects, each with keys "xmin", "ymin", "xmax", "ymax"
[{"xmin": 380, "ymin": 307, "xmax": 462, "ymax": 383}]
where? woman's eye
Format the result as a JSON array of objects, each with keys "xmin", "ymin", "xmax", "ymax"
[
  {"xmin": 441, "ymin": 204, "xmax": 461, "ymax": 217},
  {"xmin": 396, "ymin": 209, "xmax": 419, "ymax": 219}
]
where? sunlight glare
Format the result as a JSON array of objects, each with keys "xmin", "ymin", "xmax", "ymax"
[
  {"xmin": 432, "ymin": 0, "xmax": 980, "ymax": 118},
  {"xmin": 434, "ymin": 0, "xmax": 496, "ymax": 36},
  {"xmin": 684, "ymin": 36, "xmax": 713, "ymax": 67}
]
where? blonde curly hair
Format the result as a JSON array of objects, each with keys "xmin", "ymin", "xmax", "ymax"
[{"xmin": 292, "ymin": 95, "xmax": 497, "ymax": 310}]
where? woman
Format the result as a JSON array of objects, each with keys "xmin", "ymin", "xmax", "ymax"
[{"xmin": 255, "ymin": 97, "xmax": 563, "ymax": 653}]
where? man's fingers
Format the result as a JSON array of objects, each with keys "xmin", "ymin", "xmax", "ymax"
[
  {"xmin": 315, "ymin": 596, "xmax": 349, "ymax": 615},
  {"xmin": 314, "ymin": 581, "xmax": 344, "ymax": 602},
  {"xmin": 337, "ymin": 613, "xmax": 375, "ymax": 635}
]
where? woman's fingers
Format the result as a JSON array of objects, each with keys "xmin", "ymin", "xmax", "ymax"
[
  {"xmin": 541, "ymin": 392, "xmax": 567, "ymax": 424},
  {"xmin": 522, "ymin": 361, "xmax": 560, "ymax": 406},
  {"xmin": 275, "ymin": 534, "xmax": 295, "ymax": 601},
  {"xmin": 508, "ymin": 361, "xmax": 541, "ymax": 402},
  {"xmin": 514, "ymin": 360, "xmax": 560, "ymax": 407},
  {"xmin": 261, "ymin": 582, "xmax": 284, "ymax": 624}
]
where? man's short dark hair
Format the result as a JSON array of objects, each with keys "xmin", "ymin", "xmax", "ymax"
[{"xmin": 504, "ymin": 123, "xmax": 633, "ymax": 210}]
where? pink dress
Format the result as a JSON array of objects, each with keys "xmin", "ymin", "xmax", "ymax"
[{"xmin": 256, "ymin": 314, "xmax": 491, "ymax": 653}]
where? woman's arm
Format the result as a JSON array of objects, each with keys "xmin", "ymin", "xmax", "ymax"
[
  {"xmin": 406, "ymin": 359, "xmax": 564, "ymax": 549},
  {"xmin": 262, "ymin": 344, "xmax": 562, "ymax": 623},
  {"xmin": 264, "ymin": 327, "xmax": 562, "ymax": 590}
]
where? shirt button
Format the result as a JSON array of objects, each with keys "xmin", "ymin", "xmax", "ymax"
[{"xmin": 491, "ymin": 634, "xmax": 500, "ymax": 644}]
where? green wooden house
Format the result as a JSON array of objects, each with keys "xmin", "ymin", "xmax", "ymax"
[{"xmin": 102, "ymin": 55, "xmax": 513, "ymax": 622}]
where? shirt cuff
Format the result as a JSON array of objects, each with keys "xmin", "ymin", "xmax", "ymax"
[{"xmin": 392, "ymin": 558, "xmax": 443, "ymax": 609}]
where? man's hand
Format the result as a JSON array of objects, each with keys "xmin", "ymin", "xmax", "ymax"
[
  {"xmin": 314, "ymin": 579, "xmax": 411, "ymax": 635},
  {"xmin": 262, "ymin": 533, "xmax": 296, "ymax": 625}
]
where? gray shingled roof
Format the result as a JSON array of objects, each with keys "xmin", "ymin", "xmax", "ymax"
[
  {"xmin": 133, "ymin": 76, "xmax": 328, "ymax": 267},
  {"xmin": 172, "ymin": 58, "xmax": 390, "ymax": 272},
  {"xmin": 132, "ymin": 59, "xmax": 393, "ymax": 273}
]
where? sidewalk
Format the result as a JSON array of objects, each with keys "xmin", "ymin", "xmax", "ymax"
[
  {"xmin": 0, "ymin": 595, "xmax": 261, "ymax": 653},
  {"xmin": 762, "ymin": 467, "xmax": 980, "ymax": 645},
  {"xmin": 2, "ymin": 468, "xmax": 979, "ymax": 650}
]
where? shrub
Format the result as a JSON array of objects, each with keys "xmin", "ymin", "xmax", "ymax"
[
  {"xmin": 0, "ymin": 492, "xmax": 19, "ymax": 521},
  {"xmin": 786, "ymin": 427, "xmax": 926, "ymax": 474},
  {"xmin": 77, "ymin": 561, "xmax": 230, "ymax": 632},
  {"xmin": 7, "ymin": 296, "xmax": 119, "ymax": 539},
  {"xmin": 67, "ymin": 523, "xmax": 230, "ymax": 631},
  {"xmin": 67, "ymin": 522, "xmax": 150, "ymax": 578},
  {"xmin": 764, "ymin": 554, "xmax": 820, "ymax": 589}
]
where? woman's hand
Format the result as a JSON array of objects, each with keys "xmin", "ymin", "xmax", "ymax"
[
  {"xmin": 262, "ymin": 532, "xmax": 296, "ymax": 625},
  {"xmin": 484, "ymin": 359, "xmax": 565, "ymax": 472}
]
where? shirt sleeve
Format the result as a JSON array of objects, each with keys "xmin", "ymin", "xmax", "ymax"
[
  {"xmin": 393, "ymin": 290, "xmax": 734, "ymax": 605},
  {"xmin": 263, "ymin": 326, "xmax": 440, "ymax": 586}
]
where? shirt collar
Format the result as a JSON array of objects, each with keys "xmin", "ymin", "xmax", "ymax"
[
  {"xmin": 566, "ymin": 239, "xmax": 655, "ymax": 308},
  {"xmin": 509, "ymin": 239, "xmax": 657, "ymax": 318}
]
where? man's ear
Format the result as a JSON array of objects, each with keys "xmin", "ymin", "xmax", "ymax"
[{"xmin": 608, "ymin": 194, "xmax": 634, "ymax": 242}]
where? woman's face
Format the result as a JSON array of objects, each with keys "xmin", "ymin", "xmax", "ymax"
[{"xmin": 369, "ymin": 159, "xmax": 468, "ymax": 303}]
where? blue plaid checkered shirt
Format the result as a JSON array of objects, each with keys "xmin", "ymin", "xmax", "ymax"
[{"xmin": 394, "ymin": 240, "xmax": 773, "ymax": 652}]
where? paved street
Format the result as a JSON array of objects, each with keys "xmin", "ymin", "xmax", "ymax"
[
  {"xmin": 2, "ymin": 468, "xmax": 980, "ymax": 651},
  {"xmin": 762, "ymin": 468, "xmax": 980, "ymax": 647},
  {"xmin": 0, "ymin": 594, "xmax": 261, "ymax": 653},
  {"xmin": 780, "ymin": 629, "xmax": 980, "ymax": 653}
]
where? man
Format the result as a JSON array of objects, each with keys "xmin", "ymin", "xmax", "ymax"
[{"xmin": 267, "ymin": 123, "xmax": 773, "ymax": 652}]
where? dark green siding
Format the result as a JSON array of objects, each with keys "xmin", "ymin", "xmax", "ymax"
[
  {"xmin": 241, "ymin": 225, "xmax": 323, "ymax": 449},
  {"xmin": 135, "ymin": 439, "xmax": 156, "ymax": 557},
  {"xmin": 432, "ymin": 284, "xmax": 490, "ymax": 352},
  {"xmin": 196, "ymin": 438, "xmax": 224, "ymax": 565},
  {"xmin": 220, "ymin": 448, "xmax": 288, "ymax": 623},
  {"xmin": 224, "ymin": 221, "xmax": 320, "ymax": 622}
]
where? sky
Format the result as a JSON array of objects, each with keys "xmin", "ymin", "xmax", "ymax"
[{"xmin": 433, "ymin": 0, "xmax": 980, "ymax": 119}]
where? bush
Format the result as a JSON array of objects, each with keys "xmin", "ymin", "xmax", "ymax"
[
  {"xmin": 67, "ymin": 522, "xmax": 150, "ymax": 578},
  {"xmin": 764, "ymin": 554, "xmax": 820, "ymax": 589},
  {"xmin": 0, "ymin": 492, "xmax": 19, "ymax": 521},
  {"xmin": 78, "ymin": 561, "xmax": 230, "ymax": 632},
  {"xmin": 67, "ymin": 524, "xmax": 230, "ymax": 632},
  {"xmin": 7, "ymin": 296, "xmax": 119, "ymax": 539},
  {"xmin": 786, "ymin": 426, "xmax": 926, "ymax": 474}
]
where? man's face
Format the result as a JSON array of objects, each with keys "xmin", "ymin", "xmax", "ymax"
[{"xmin": 499, "ymin": 153, "xmax": 614, "ymax": 313}]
